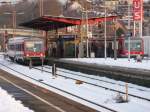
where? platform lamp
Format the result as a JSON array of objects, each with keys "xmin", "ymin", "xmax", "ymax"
[
  {"xmin": 100, "ymin": 1, "xmax": 107, "ymax": 59},
  {"xmin": 81, "ymin": 0, "xmax": 92, "ymax": 58},
  {"xmin": 127, "ymin": 1, "xmax": 131, "ymax": 61},
  {"xmin": 104, "ymin": 1, "xmax": 107, "ymax": 59}
]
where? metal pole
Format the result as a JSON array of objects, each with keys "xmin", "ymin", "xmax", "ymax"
[
  {"xmin": 3, "ymin": 25, "xmax": 6, "ymax": 52},
  {"xmin": 104, "ymin": 2, "xmax": 107, "ymax": 59},
  {"xmin": 12, "ymin": 10, "xmax": 16, "ymax": 38},
  {"xmin": 114, "ymin": 19, "xmax": 117, "ymax": 60},
  {"xmin": 39, "ymin": 0, "xmax": 44, "ymax": 16},
  {"xmin": 128, "ymin": 2, "xmax": 131, "ymax": 61},
  {"xmin": 29, "ymin": 58, "xmax": 32, "ymax": 69},
  {"xmin": 45, "ymin": 31, "xmax": 48, "ymax": 56},
  {"xmin": 133, "ymin": 21, "xmax": 136, "ymax": 37},
  {"xmin": 75, "ymin": 35, "xmax": 77, "ymax": 58},
  {"xmin": 52, "ymin": 64, "xmax": 56, "ymax": 77},
  {"xmin": 41, "ymin": 57, "xmax": 44, "ymax": 72},
  {"xmin": 86, "ymin": 10, "xmax": 89, "ymax": 58},
  {"xmin": 140, "ymin": 0, "xmax": 143, "ymax": 38},
  {"xmin": 79, "ymin": 11, "xmax": 84, "ymax": 58},
  {"xmin": 125, "ymin": 83, "xmax": 128, "ymax": 102}
]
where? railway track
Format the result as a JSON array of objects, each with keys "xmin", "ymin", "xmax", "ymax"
[
  {"xmin": 33, "ymin": 65, "xmax": 150, "ymax": 102},
  {"xmin": 0, "ymin": 75, "xmax": 66, "ymax": 112},
  {"xmin": 50, "ymin": 59, "xmax": 150, "ymax": 89},
  {"xmin": 0, "ymin": 61, "xmax": 118, "ymax": 112},
  {"xmin": 44, "ymin": 66, "xmax": 150, "ymax": 92}
]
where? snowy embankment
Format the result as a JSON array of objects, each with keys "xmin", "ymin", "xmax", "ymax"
[
  {"xmin": 63, "ymin": 58, "xmax": 150, "ymax": 70},
  {"xmin": 0, "ymin": 87, "xmax": 34, "ymax": 112},
  {"xmin": 0, "ymin": 55, "xmax": 150, "ymax": 112}
]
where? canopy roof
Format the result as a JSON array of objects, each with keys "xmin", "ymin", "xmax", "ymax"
[{"xmin": 20, "ymin": 15, "xmax": 117, "ymax": 31}]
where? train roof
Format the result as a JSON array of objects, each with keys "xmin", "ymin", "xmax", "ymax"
[
  {"xmin": 8, "ymin": 36, "xmax": 43, "ymax": 43},
  {"xmin": 9, "ymin": 36, "xmax": 43, "ymax": 40},
  {"xmin": 9, "ymin": 36, "xmax": 29, "ymax": 40}
]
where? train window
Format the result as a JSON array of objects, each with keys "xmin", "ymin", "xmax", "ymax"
[
  {"xmin": 124, "ymin": 40, "xmax": 142, "ymax": 51},
  {"xmin": 9, "ymin": 45, "xmax": 15, "ymax": 50},
  {"xmin": 16, "ymin": 44, "xmax": 19, "ymax": 51},
  {"xmin": 34, "ymin": 43, "xmax": 42, "ymax": 52},
  {"xmin": 25, "ymin": 41, "xmax": 43, "ymax": 52},
  {"xmin": 16, "ymin": 44, "xmax": 22, "ymax": 51},
  {"xmin": 26, "ymin": 42, "xmax": 34, "ymax": 51}
]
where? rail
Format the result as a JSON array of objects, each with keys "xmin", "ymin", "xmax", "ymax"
[
  {"xmin": 0, "ymin": 61, "xmax": 117, "ymax": 112},
  {"xmin": 32, "ymin": 65, "xmax": 150, "ymax": 102}
]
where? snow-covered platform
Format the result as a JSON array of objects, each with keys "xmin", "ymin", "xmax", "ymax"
[
  {"xmin": 49, "ymin": 58, "xmax": 150, "ymax": 87},
  {"xmin": 1, "ymin": 54, "xmax": 150, "ymax": 112}
]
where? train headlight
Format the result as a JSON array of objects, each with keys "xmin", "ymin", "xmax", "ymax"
[
  {"xmin": 40, "ymin": 53, "xmax": 43, "ymax": 57},
  {"xmin": 26, "ymin": 54, "xmax": 29, "ymax": 57}
]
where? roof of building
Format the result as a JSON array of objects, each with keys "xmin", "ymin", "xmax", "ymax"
[{"xmin": 20, "ymin": 15, "xmax": 117, "ymax": 31}]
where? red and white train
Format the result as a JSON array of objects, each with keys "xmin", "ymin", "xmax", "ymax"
[
  {"xmin": 90, "ymin": 37, "xmax": 144, "ymax": 58},
  {"xmin": 7, "ymin": 37, "xmax": 45, "ymax": 64},
  {"xmin": 117, "ymin": 37, "xmax": 144, "ymax": 57}
]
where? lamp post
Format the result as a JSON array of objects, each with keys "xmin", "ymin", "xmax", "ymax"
[
  {"xmin": 85, "ymin": 9, "xmax": 89, "ymax": 58},
  {"xmin": 127, "ymin": 2, "xmax": 131, "ymax": 61},
  {"xmin": 39, "ymin": 0, "xmax": 44, "ymax": 16},
  {"xmin": 79, "ymin": 0, "xmax": 92, "ymax": 58},
  {"xmin": 114, "ymin": 18, "xmax": 117, "ymax": 60},
  {"xmin": 140, "ymin": 0, "xmax": 143, "ymax": 39}
]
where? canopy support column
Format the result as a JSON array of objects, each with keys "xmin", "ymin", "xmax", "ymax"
[{"xmin": 45, "ymin": 31, "xmax": 48, "ymax": 57}]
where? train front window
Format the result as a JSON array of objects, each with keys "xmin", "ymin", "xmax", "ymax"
[
  {"xmin": 25, "ymin": 41, "xmax": 43, "ymax": 52},
  {"xmin": 125, "ymin": 40, "xmax": 142, "ymax": 51}
]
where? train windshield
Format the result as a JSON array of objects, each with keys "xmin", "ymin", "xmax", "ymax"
[
  {"xmin": 25, "ymin": 41, "xmax": 43, "ymax": 52},
  {"xmin": 124, "ymin": 39, "xmax": 142, "ymax": 51}
]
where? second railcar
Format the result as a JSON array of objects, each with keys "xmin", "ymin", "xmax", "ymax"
[{"xmin": 90, "ymin": 37, "xmax": 144, "ymax": 58}]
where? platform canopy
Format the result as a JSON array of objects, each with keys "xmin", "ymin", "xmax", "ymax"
[{"xmin": 20, "ymin": 15, "xmax": 117, "ymax": 31}]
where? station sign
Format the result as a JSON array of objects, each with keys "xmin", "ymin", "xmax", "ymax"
[{"xmin": 133, "ymin": 0, "xmax": 143, "ymax": 21}]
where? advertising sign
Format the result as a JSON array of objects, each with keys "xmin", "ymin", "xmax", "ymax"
[{"xmin": 133, "ymin": 0, "xmax": 143, "ymax": 21}]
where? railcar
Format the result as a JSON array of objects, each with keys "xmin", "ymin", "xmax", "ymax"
[
  {"xmin": 118, "ymin": 37, "xmax": 144, "ymax": 57},
  {"xmin": 90, "ymin": 37, "xmax": 144, "ymax": 58},
  {"xmin": 7, "ymin": 37, "xmax": 45, "ymax": 64}
]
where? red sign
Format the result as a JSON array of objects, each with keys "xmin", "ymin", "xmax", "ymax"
[{"xmin": 133, "ymin": 0, "xmax": 143, "ymax": 21}]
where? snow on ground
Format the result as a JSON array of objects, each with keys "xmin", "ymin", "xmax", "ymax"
[
  {"xmin": 0, "ymin": 54, "xmax": 150, "ymax": 112},
  {"xmin": 63, "ymin": 58, "xmax": 150, "ymax": 70},
  {"xmin": 0, "ymin": 87, "xmax": 34, "ymax": 112},
  {"xmin": 56, "ymin": 67, "xmax": 150, "ymax": 99}
]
